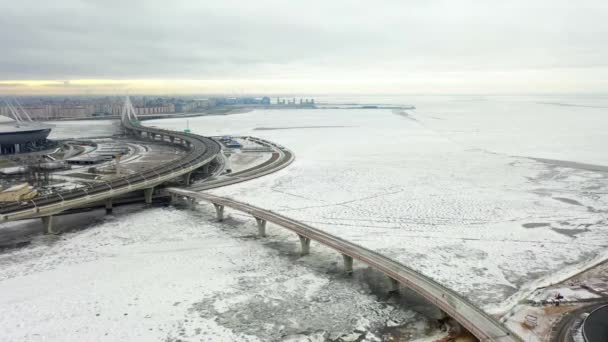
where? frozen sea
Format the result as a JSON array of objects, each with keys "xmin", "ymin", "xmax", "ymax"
[
  {"xmin": 1, "ymin": 95, "xmax": 607, "ymax": 340},
  {"xmin": 46, "ymin": 119, "xmax": 119, "ymax": 139},
  {"xmin": 150, "ymin": 95, "xmax": 608, "ymax": 311}
]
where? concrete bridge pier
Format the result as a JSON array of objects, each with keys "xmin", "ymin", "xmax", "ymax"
[
  {"xmin": 170, "ymin": 193, "xmax": 179, "ymax": 205},
  {"xmin": 388, "ymin": 277, "xmax": 400, "ymax": 294},
  {"xmin": 254, "ymin": 217, "xmax": 266, "ymax": 237},
  {"xmin": 41, "ymin": 216, "xmax": 57, "ymax": 234},
  {"xmin": 170, "ymin": 136, "xmax": 174, "ymax": 144},
  {"xmin": 183, "ymin": 172, "xmax": 192, "ymax": 186},
  {"xmin": 105, "ymin": 198, "xmax": 113, "ymax": 214},
  {"xmin": 213, "ymin": 204, "xmax": 225, "ymax": 221},
  {"xmin": 445, "ymin": 318, "xmax": 463, "ymax": 335},
  {"xmin": 298, "ymin": 234, "xmax": 311, "ymax": 256},
  {"xmin": 188, "ymin": 197, "xmax": 197, "ymax": 209},
  {"xmin": 342, "ymin": 254, "xmax": 354, "ymax": 275},
  {"xmin": 144, "ymin": 187, "xmax": 155, "ymax": 205}
]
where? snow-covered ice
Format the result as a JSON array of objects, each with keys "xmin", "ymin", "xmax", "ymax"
[
  {"xmin": 0, "ymin": 204, "xmax": 436, "ymax": 341},
  {"xmin": 148, "ymin": 95, "xmax": 608, "ymax": 313},
  {"xmin": 47, "ymin": 119, "xmax": 118, "ymax": 139},
  {"xmin": 2, "ymin": 95, "xmax": 607, "ymax": 340}
]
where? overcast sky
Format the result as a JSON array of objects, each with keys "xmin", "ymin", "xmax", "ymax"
[{"xmin": 1, "ymin": 0, "xmax": 607, "ymax": 94}]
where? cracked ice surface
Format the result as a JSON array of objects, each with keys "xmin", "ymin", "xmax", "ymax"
[
  {"xmin": 0, "ymin": 206, "xmax": 434, "ymax": 341},
  {"xmin": 149, "ymin": 97, "xmax": 608, "ymax": 312}
]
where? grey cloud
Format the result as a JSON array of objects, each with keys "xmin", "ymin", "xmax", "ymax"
[{"xmin": 1, "ymin": 0, "xmax": 607, "ymax": 81}]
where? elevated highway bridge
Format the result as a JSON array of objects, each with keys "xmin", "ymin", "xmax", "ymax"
[
  {"xmin": 167, "ymin": 189, "xmax": 522, "ymax": 342},
  {"xmin": 0, "ymin": 97, "xmax": 221, "ymax": 232},
  {"xmin": 0, "ymin": 98, "xmax": 522, "ymax": 341}
]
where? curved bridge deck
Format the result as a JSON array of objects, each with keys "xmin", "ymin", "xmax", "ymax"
[
  {"xmin": 0, "ymin": 120, "xmax": 221, "ymax": 222},
  {"xmin": 188, "ymin": 136, "xmax": 295, "ymax": 192},
  {"xmin": 167, "ymin": 189, "xmax": 522, "ymax": 342}
]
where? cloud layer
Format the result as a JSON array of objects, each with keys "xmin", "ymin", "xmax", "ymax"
[{"xmin": 1, "ymin": 0, "xmax": 607, "ymax": 93}]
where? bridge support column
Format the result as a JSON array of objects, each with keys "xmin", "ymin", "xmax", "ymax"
[
  {"xmin": 255, "ymin": 217, "xmax": 266, "ymax": 237},
  {"xmin": 144, "ymin": 187, "xmax": 154, "ymax": 205},
  {"xmin": 298, "ymin": 234, "xmax": 311, "ymax": 256},
  {"xmin": 41, "ymin": 216, "xmax": 56, "ymax": 234},
  {"xmin": 188, "ymin": 197, "xmax": 197, "ymax": 209},
  {"xmin": 342, "ymin": 254, "xmax": 353, "ymax": 275},
  {"xmin": 170, "ymin": 193, "xmax": 178, "ymax": 205},
  {"xmin": 388, "ymin": 277, "xmax": 400, "ymax": 294},
  {"xmin": 170, "ymin": 136, "xmax": 174, "ymax": 144},
  {"xmin": 105, "ymin": 198, "xmax": 113, "ymax": 214},
  {"xmin": 183, "ymin": 172, "xmax": 192, "ymax": 185},
  {"xmin": 213, "ymin": 204, "xmax": 224, "ymax": 221},
  {"xmin": 446, "ymin": 318, "xmax": 462, "ymax": 335}
]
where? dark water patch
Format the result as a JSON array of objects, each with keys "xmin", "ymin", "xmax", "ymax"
[
  {"xmin": 537, "ymin": 102, "xmax": 608, "ymax": 109},
  {"xmin": 185, "ymin": 265, "xmax": 428, "ymax": 342},
  {"xmin": 254, "ymin": 125, "xmax": 352, "ymax": 131},
  {"xmin": 377, "ymin": 318, "xmax": 444, "ymax": 341},
  {"xmin": 588, "ymin": 206, "xmax": 608, "ymax": 214},
  {"xmin": 462, "ymin": 282, "xmax": 518, "ymax": 308},
  {"xmin": 501, "ymin": 265, "xmax": 551, "ymax": 289},
  {"xmin": 393, "ymin": 110, "xmax": 419, "ymax": 122},
  {"xmin": 0, "ymin": 240, "xmax": 31, "ymax": 250},
  {"xmin": 552, "ymin": 227, "xmax": 589, "ymax": 238},
  {"xmin": 553, "ymin": 197, "xmax": 584, "ymax": 206},
  {"xmin": 523, "ymin": 222, "xmax": 551, "ymax": 228},
  {"xmin": 354, "ymin": 267, "xmax": 444, "ymax": 319},
  {"xmin": 530, "ymin": 188, "xmax": 552, "ymax": 197},
  {"xmin": 529, "ymin": 157, "xmax": 608, "ymax": 173},
  {"xmin": 260, "ymin": 240, "xmax": 311, "ymax": 262}
]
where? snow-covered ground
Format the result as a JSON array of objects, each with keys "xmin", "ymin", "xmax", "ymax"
[{"xmin": 148, "ymin": 95, "xmax": 608, "ymax": 313}]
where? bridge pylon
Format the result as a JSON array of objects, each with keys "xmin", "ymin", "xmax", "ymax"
[{"xmin": 121, "ymin": 96, "xmax": 140, "ymax": 127}]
